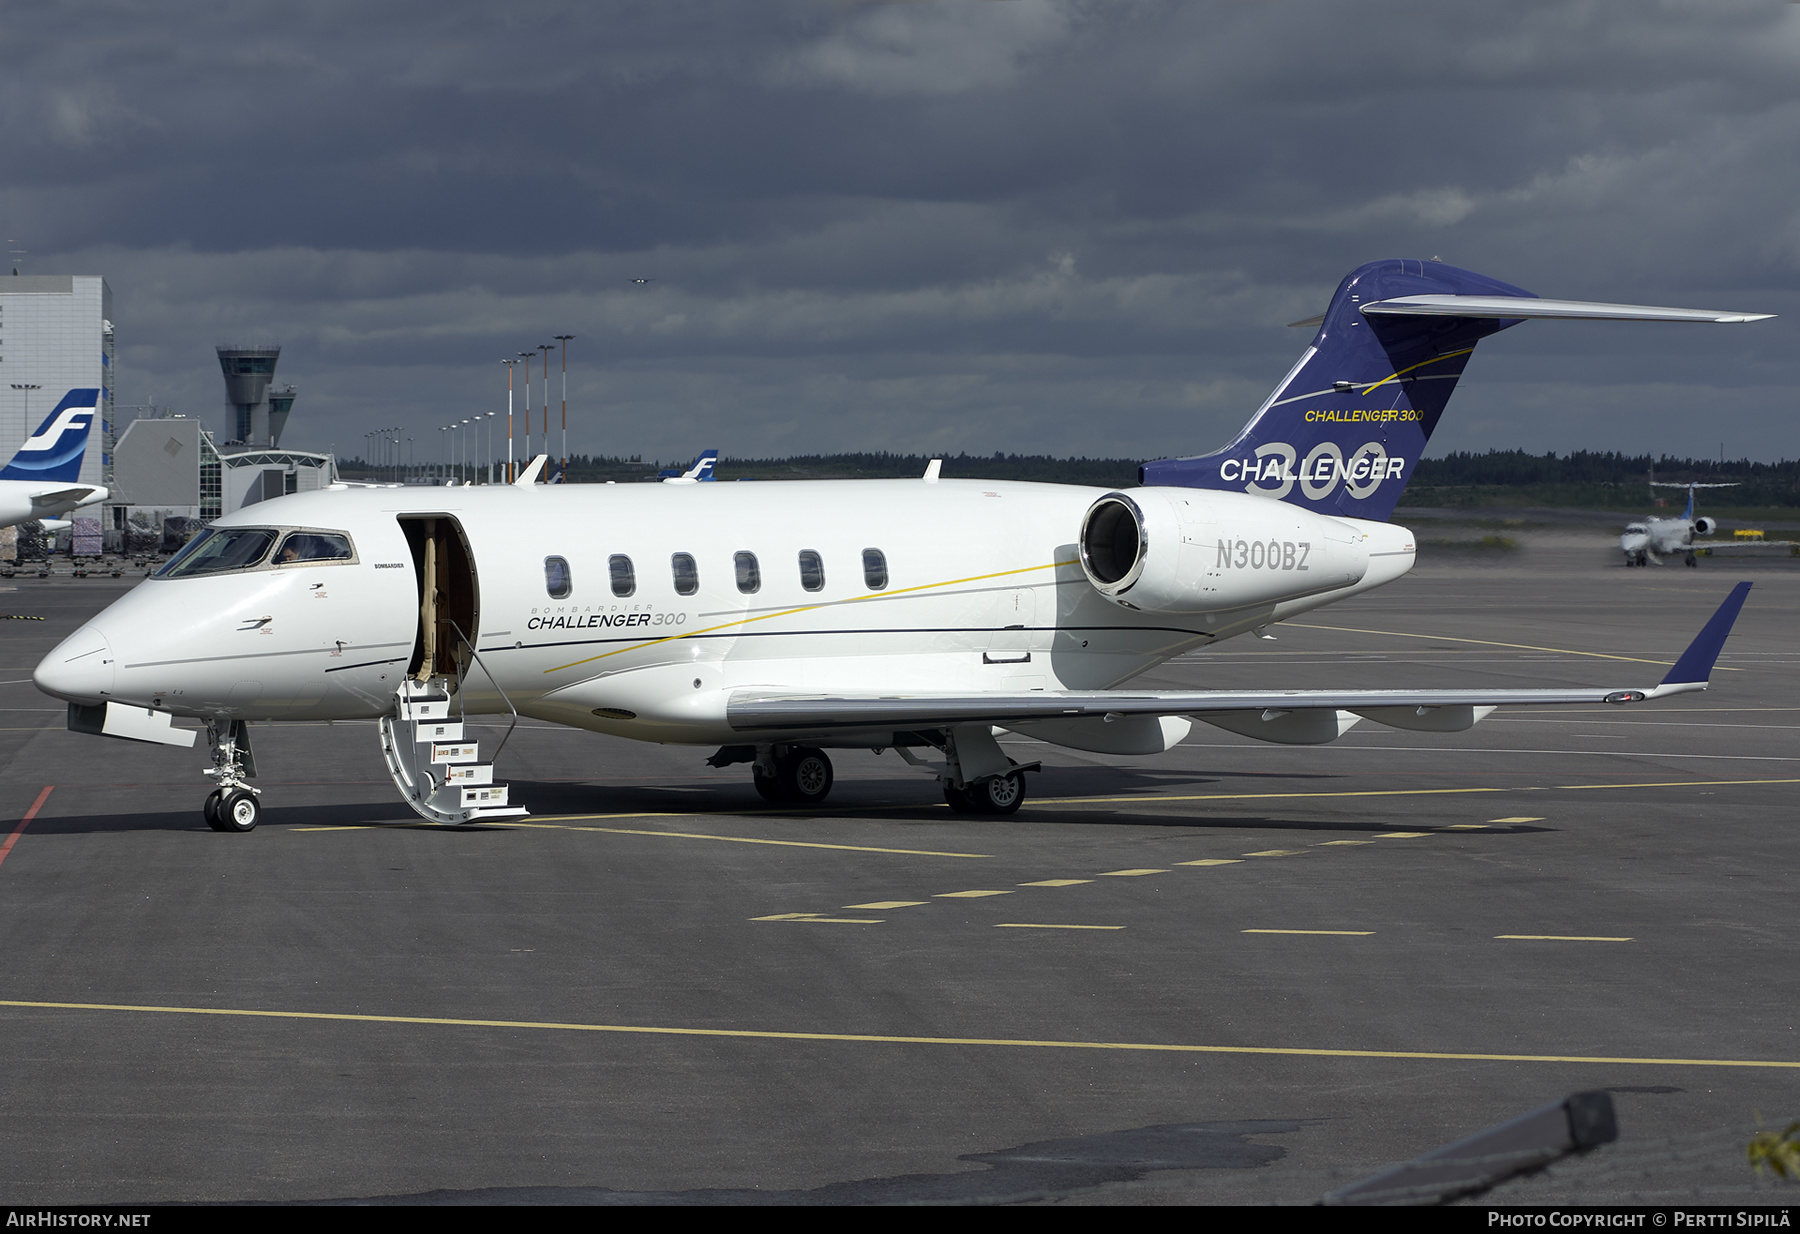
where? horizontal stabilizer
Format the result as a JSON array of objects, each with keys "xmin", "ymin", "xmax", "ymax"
[
  {"xmin": 30, "ymin": 486, "xmax": 102, "ymax": 508},
  {"xmin": 1360, "ymin": 295, "xmax": 1774, "ymax": 324}
]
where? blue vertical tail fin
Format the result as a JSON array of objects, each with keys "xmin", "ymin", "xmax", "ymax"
[
  {"xmin": 1140, "ymin": 259, "xmax": 1773, "ymax": 521},
  {"xmin": 1, "ymin": 389, "xmax": 101, "ymax": 483}
]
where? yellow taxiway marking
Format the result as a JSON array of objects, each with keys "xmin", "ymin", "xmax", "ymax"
[
  {"xmin": 1243, "ymin": 929, "xmax": 1375, "ymax": 936},
  {"xmin": 995, "ymin": 924, "xmax": 1125, "ymax": 931},
  {"xmin": 1019, "ymin": 879, "xmax": 1091, "ymax": 887},
  {"xmin": 1031, "ymin": 777, "xmax": 1800, "ymax": 809},
  {"xmin": 752, "ymin": 913, "xmax": 884, "ymax": 924},
  {"xmin": 844, "ymin": 901, "xmax": 926, "ymax": 910},
  {"xmin": 935, "ymin": 890, "xmax": 1012, "ymax": 899},
  {"xmin": 1281, "ymin": 621, "xmax": 1741, "ymax": 670},
  {"xmin": 1317, "ymin": 840, "xmax": 1372, "ymax": 846},
  {"xmin": 1488, "ymin": 817, "xmax": 1545, "ymax": 824},
  {"xmin": 9, "ymin": 998, "xmax": 1790, "ymax": 1070},
  {"xmin": 1177, "ymin": 859, "xmax": 1242, "ymax": 867},
  {"xmin": 502, "ymin": 821, "xmax": 988, "ymax": 860},
  {"xmin": 1377, "ymin": 831, "xmax": 1431, "ymax": 839},
  {"xmin": 1497, "ymin": 935, "xmax": 1633, "ymax": 943},
  {"xmin": 1244, "ymin": 849, "xmax": 1305, "ymax": 857},
  {"xmin": 1098, "ymin": 868, "xmax": 1168, "ymax": 877}
]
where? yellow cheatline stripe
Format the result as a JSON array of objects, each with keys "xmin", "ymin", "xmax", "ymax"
[
  {"xmin": 545, "ymin": 558, "xmax": 1079, "ymax": 675},
  {"xmin": 500, "ymin": 821, "xmax": 988, "ymax": 859},
  {"xmin": 1029, "ymin": 777, "xmax": 1800, "ymax": 808},
  {"xmin": 1, "ymin": 998, "xmax": 1792, "ymax": 1070},
  {"xmin": 1282, "ymin": 621, "xmax": 1741, "ymax": 671},
  {"xmin": 1497, "ymin": 935, "xmax": 1632, "ymax": 942},
  {"xmin": 1360, "ymin": 347, "xmax": 1475, "ymax": 396}
]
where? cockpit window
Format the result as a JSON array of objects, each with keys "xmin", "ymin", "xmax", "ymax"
[
  {"xmin": 275, "ymin": 531, "xmax": 354, "ymax": 565},
  {"xmin": 156, "ymin": 528, "xmax": 279, "ymax": 578}
]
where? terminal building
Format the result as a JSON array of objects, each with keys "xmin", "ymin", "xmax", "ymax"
[{"xmin": 111, "ymin": 341, "xmax": 336, "ymax": 532}]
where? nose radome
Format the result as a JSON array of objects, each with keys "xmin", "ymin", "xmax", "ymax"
[{"xmin": 34, "ymin": 624, "xmax": 115, "ymax": 704}]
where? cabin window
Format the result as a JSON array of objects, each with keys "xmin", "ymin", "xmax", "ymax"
[
  {"xmin": 274, "ymin": 531, "xmax": 354, "ymax": 565},
  {"xmin": 156, "ymin": 527, "xmax": 278, "ymax": 578},
  {"xmin": 544, "ymin": 556, "xmax": 572, "ymax": 599},
  {"xmin": 798, "ymin": 549, "xmax": 825, "ymax": 592},
  {"xmin": 862, "ymin": 548, "xmax": 887, "ymax": 591},
  {"xmin": 734, "ymin": 551, "xmax": 760, "ymax": 594},
  {"xmin": 671, "ymin": 552, "xmax": 699, "ymax": 596},
  {"xmin": 609, "ymin": 554, "xmax": 635, "ymax": 598}
]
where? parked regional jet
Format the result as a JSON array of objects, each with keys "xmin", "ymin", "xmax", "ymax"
[
  {"xmin": 32, "ymin": 260, "xmax": 1770, "ymax": 832},
  {"xmin": 1620, "ymin": 482, "xmax": 1738, "ymax": 567},
  {"xmin": 0, "ymin": 389, "xmax": 109, "ymax": 528}
]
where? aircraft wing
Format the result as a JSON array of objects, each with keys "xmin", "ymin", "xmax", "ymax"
[{"xmin": 728, "ymin": 582, "xmax": 1752, "ymax": 733}]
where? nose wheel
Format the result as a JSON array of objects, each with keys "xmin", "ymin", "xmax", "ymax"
[
  {"xmin": 202, "ymin": 718, "xmax": 262, "ymax": 831},
  {"xmin": 204, "ymin": 788, "xmax": 262, "ymax": 832}
]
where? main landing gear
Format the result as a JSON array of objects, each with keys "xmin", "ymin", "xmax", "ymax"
[
  {"xmin": 752, "ymin": 745, "xmax": 836, "ymax": 806},
  {"xmin": 942, "ymin": 769, "xmax": 1027, "ymax": 816},
  {"xmin": 202, "ymin": 718, "xmax": 262, "ymax": 832}
]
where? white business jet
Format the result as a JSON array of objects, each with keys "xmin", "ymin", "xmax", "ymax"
[
  {"xmin": 0, "ymin": 389, "xmax": 110, "ymax": 528},
  {"xmin": 32, "ymin": 260, "xmax": 1769, "ymax": 832}
]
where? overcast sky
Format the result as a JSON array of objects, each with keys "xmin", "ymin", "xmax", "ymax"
[{"xmin": 5, "ymin": 0, "xmax": 1797, "ymax": 466}]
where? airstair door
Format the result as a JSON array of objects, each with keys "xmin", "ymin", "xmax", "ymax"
[{"xmin": 400, "ymin": 515, "xmax": 480, "ymax": 682}]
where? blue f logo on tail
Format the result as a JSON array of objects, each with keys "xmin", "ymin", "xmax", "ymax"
[{"xmin": 2, "ymin": 389, "xmax": 101, "ymax": 483}]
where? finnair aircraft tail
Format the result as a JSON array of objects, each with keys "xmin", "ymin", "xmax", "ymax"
[
  {"xmin": 1140, "ymin": 259, "xmax": 1772, "ymax": 522},
  {"xmin": 0, "ymin": 388, "xmax": 109, "ymax": 529},
  {"xmin": 660, "ymin": 450, "xmax": 719, "ymax": 484}
]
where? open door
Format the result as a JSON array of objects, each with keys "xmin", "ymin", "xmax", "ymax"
[{"xmin": 400, "ymin": 515, "xmax": 480, "ymax": 682}]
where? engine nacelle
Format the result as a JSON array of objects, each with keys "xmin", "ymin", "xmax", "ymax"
[
  {"xmin": 1079, "ymin": 487, "xmax": 1369, "ymax": 614},
  {"xmin": 1692, "ymin": 517, "xmax": 1717, "ymax": 537}
]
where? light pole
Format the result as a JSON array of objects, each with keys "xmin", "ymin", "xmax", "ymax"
[
  {"xmin": 518, "ymin": 351, "xmax": 535, "ymax": 465},
  {"xmin": 485, "ymin": 411, "xmax": 499, "ymax": 483},
  {"xmin": 538, "ymin": 343, "xmax": 554, "ymax": 478},
  {"xmin": 554, "ymin": 335, "xmax": 574, "ymax": 482},
  {"xmin": 502, "ymin": 358, "xmax": 521, "ymax": 482},
  {"xmin": 439, "ymin": 425, "xmax": 448, "ymax": 484}
]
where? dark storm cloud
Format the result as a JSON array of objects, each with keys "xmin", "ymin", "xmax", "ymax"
[{"xmin": 3, "ymin": 0, "xmax": 1795, "ymax": 464}]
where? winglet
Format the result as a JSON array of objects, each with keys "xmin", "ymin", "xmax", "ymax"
[
  {"xmin": 1655, "ymin": 582, "xmax": 1752, "ymax": 690},
  {"xmin": 514, "ymin": 455, "xmax": 548, "ymax": 486}
]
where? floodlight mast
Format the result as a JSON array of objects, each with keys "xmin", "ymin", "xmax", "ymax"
[
  {"xmin": 555, "ymin": 335, "xmax": 574, "ymax": 480},
  {"xmin": 538, "ymin": 344, "xmax": 554, "ymax": 479},
  {"xmin": 519, "ymin": 352, "xmax": 534, "ymax": 467},
  {"xmin": 501, "ymin": 358, "xmax": 521, "ymax": 482}
]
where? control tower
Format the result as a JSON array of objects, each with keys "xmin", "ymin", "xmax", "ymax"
[{"xmin": 216, "ymin": 345, "xmax": 297, "ymax": 448}]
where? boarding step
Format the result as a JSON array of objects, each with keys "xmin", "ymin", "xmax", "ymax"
[{"xmin": 379, "ymin": 677, "xmax": 527, "ymax": 825}]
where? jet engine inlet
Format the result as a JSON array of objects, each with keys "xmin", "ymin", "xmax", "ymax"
[{"xmin": 1079, "ymin": 495, "xmax": 1146, "ymax": 594}]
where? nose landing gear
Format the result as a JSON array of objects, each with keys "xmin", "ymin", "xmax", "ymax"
[{"xmin": 202, "ymin": 719, "xmax": 261, "ymax": 832}]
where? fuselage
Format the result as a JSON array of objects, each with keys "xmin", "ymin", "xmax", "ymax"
[{"xmin": 33, "ymin": 478, "xmax": 1414, "ymax": 746}]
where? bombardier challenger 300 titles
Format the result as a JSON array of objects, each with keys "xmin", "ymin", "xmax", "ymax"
[{"xmin": 33, "ymin": 259, "xmax": 1769, "ymax": 831}]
